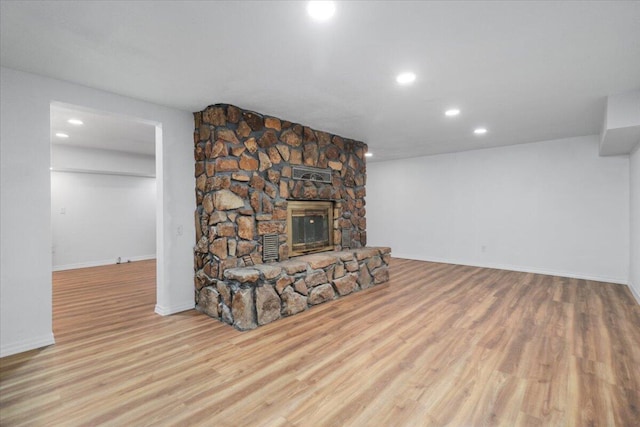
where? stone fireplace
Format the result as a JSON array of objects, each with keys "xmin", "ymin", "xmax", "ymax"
[{"xmin": 193, "ymin": 104, "xmax": 390, "ymax": 329}]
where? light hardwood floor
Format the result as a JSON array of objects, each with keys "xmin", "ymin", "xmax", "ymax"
[{"xmin": 1, "ymin": 258, "xmax": 639, "ymax": 426}]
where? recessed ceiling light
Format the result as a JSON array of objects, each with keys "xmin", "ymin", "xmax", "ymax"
[
  {"xmin": 365, "ymin": 152, "xmax": 373, "ymax": 158},
  {"xmin": 473, "ymin": 128, "xmax": 488, "ymax": 135},
  {"xmin": 307, "ymin": 1, "xmax": 335, "ymax": 21},
  {"xmin": 445, "ymin": 109, "xmax": 460, "ymax": 117},
  {"xmin": 396, "ymin": 72, "xmax": 416, "ymax": 85},
  {"xmin": 67, "ymin": 119, "xmax": 83, "ymax": 125},
  {"xmin": 55, "ymin": 133, "xmax": 69, "ymax": 138}
]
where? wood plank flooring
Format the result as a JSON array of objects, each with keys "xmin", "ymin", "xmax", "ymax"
[{"xmin": 1, "ymin": 258, "xmax": 639, "ymax": 426}]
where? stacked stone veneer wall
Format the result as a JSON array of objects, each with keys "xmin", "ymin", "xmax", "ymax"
[
  {"xmin": 198, "ymin": 248, "xmax": 391, "ymax": 330},
  {"xmin": 193, "ymin": 104, "xmax": 368, "ymax": 290}
]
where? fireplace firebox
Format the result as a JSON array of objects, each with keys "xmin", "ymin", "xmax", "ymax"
[{"xmin": 287, "ymin": 201, "xmax": 334, "ymax": 256}]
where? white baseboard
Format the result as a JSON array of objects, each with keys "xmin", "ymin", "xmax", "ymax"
[
  {"xmin": 126, "ymin": 254, "xmax": 157, "ymax": 262},
  {"xmin": 155, "ymin": 301, "xmax": 195, "ymax": 316},
  {"xmin": 0, "ymin": 333, "xmax": 55, "ymax": 358},
  {"xmin": 392, "ymin": 253, "xmax": 628, "ymax": 285},
  {"xmin": 53, "ymin": 254, "xmax": 156, "ymax": 271}
]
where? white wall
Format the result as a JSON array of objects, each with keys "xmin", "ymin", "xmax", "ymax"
[
  {"xmin": 630, "ymin": 144, "xmax": 640, "ymax": 302},
  {"xmin": 605, "ymin": 90, "xmax": 640, "ymax": 130},
  {"xmin": 52, "ymin": 144, "xmax": 156, "ymax": 176},
  {"xmin": 600, "ymin": 90, "xmax": 640, "ymax": 156},
  {"xmin": 51, "ymin": 146, "xmax": 156, "ymax": 270},
  {"xmin": 51, "ymin": 172, "xmax": 156, "ymax": 269},
  {"xmin": 1, "ymin": 67, "xmax": 195, "ymax": 357},
  {"xmin": 367, "ymin": 135, "xmax": 630, "ymax": 284}
]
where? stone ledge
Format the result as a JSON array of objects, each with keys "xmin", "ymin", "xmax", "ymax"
[{"xmin": 196, "ymin": 247, "xmax": 391, "ymax": 330}]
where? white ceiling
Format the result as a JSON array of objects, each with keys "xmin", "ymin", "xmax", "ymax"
[
  {"xmin": 51, "ymin": 104, "xmax": 156, "ymax": 156},
  {"xmin": 2, "ymin": 1, "xmax": 639, "ymax": 161}
]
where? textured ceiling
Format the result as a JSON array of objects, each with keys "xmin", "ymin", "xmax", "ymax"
[{"xmin": 2, "ymin": 1, "xmax": 639, "ymax": 160}]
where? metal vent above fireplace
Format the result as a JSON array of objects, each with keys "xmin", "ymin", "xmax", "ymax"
[
  {"xmin": 292, "ymin": 166, "xmax": 332, "ymax": 183},
  {"xmin": 262, "ymin": 234, "xmax": 279, "ymax": 262}
]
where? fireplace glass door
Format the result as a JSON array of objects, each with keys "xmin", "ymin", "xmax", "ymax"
[{"xmin": 287, "ymin": 201, "xmax": 333, "ymax": 256}]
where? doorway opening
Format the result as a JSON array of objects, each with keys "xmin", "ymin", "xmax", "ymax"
[{"xmin": 50, "ymin": 102, "xmax": 162, "ymax": 328}]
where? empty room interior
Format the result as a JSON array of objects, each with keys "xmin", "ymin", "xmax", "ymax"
[{"xmin": 1, "ymin": 1, "xmax": 639, "ymax": 426}]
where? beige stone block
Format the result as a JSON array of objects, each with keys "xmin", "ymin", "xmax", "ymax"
[
  {"xmin": 281, "ymin": 287, "xmax": 307, "ymax": 316},
  {"xmin": 296, "ymin": 253, "xmax": 338, "ymax": 270},
  {"xmin": 308, "ymin": 283, "xmax": 335, "ymax": 305},
  {"xmin": 333, "ymin": 273, "xmax": 358, "ymax": 296},
  {"xmin": 197, "ymin": 286, "xmax": 220, "ymax": 318},
  {"xmin": 252, "ymin": 264, "xmax": 282, "ymax": 280},
  {"xmin": 214, "ymin": 189, "xmax": 244, "ymax": 211},
  {"xmin": 256, "ymin": 285, "xmax": 281, "ymax": 326},
  {"xmin": 224, "ymin": 267, "xmax": 259, "ymax": 283},
  {"xmin": 232, "ymin": 287, "xmax": 256, "ymax": 330}
]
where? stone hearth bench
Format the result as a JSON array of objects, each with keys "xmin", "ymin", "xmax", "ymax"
[{"xmin": 196, "ymin": 247, "xmax": 391, "ymax": 330}]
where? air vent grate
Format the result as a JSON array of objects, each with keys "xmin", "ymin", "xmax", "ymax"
[
  {"xmin": 341, "ymin": 228, "xmax": 351, "ymax": 248},
  {"xmin": 292, "ymin": 166, "xmax": 332, "ymax": 184},
  {"xmin": 263, "ymin": 234, "xmax": 279, "ymax": 262}
]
